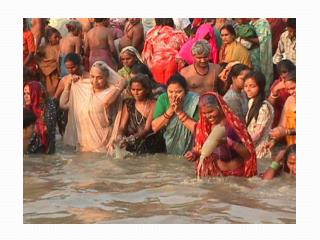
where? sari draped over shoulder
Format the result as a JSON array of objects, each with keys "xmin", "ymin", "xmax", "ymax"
[
  {"xmin": 178, "ymin": 23, "xmax": 219, "ymax": 64},
  {"xmin": 61, "ymin": 68, "xmax": 123, "ymax": 155},
  {"xmin": 194, "ymin": 92, "xmax": 257, "ymax": 177},
  {"xmin": 219, "ymin": 41, "xmax": 252, "ymax": 68},
  {"xmin": 164, "ymin": 92, "xmax": 199, "ymax": 155},
  {"xmin": 142, "ymin": 25, "xmax": 187, "ymax": 85}
]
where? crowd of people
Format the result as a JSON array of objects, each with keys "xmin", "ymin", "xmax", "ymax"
[{"xmin": 23, "ymin": 18, "xmax": 296, "ymax": 180}]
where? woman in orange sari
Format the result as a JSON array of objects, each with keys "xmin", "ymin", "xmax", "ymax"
[
  {"xmin": 142, "ymin": 18, "xmax": 187, "ymax": 85},
  {"xmin": 185, "ymin": 92, "xmax": 257, "ymax": 178}
]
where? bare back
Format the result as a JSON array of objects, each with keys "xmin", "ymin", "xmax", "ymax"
[
  {"xmin": 87, "ymin": 26, "xmax": 113, "ymax": 50},
  {"xmin": 59, "ymin": 33, "xmax": 82, "ymax": 55},
  {"xmin": 119, "ymin": 22, "xmax": 144, "ymax": 52},
  {"xmin": 180, "ymin": 63, "xmax": 221, "ymax": 95}
]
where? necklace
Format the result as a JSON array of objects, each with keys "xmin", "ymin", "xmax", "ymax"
[
  {"xmin": 135, "ymin": 100, "xmax": 149, "ymax": 126},
  {"xmin": 194, "ymin": 63, "xmax": 209, "ymax": 76}
]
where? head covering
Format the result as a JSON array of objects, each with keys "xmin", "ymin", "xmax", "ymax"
[
  {"xmin": 195, "ymin": 91, "xmax": 257, "ymax": 177},
  {"xmin": 24, "ymin": 81, "xmax": 48, "ymax": 150},
  {"xmin": 119, "ymin": 46, "xmax": 144, "ymax": 64},
  {"xmin": 178, "ymin": 23, "xmax": 219, "ymax": 64}
]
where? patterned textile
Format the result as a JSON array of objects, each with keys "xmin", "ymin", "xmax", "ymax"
[
  {"xmin": 142, "ymin": 25, "xmax": 187, "ymax": 84},
  {"xmin": 219, "ymin": 41, "xmax": 252, "ymax": 68},
  {"xmin": 273, "ymin": 31, "xmax": 296, "ymax": 65},
  {"xmin": 194, "ymin": 91, "xmax": 257, "ymax": 177}
]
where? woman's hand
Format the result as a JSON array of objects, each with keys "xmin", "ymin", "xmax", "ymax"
[
  {"xmin": 197, "ymin": 158, "xmax": 204, "ymax": 177},
  {"xmin": 184, "ymin": 151, "xmax": 199, "ymax": 161},
  {"xmin": 270, "ymin": 127, "xmax": 286, "ymax": 139},
  {"xmin": 172, "ymin": 96, "xmax": 183, "ymax": 113}
]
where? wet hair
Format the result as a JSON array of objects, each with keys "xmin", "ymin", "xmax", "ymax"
[
  {"xmin": 129, "ymin": 73, "xmax": 153, "ymax": 99},
  {"xmin": 155, "ymin": 18, "xmax": 174, "ymax": 28},
  {"xmin": 95, "ymin": 18, "xmax": 107, "ymax": 23},
  {"xmin": 276, "ymin": 60, "xmax": 296, "ymax": 74},
  {"xmin": 64, "ymin": 53, "xmax": 82, "ymax": 65},
  {"xmin": 44, "ymin": 27, "xmax": 60, "ymax": 43},
  {"xmin": 286, "ymin": 18, "xmax": 296, "ymax": 29},
  {"xmin": 23, "ymin": 108, "xmax": 36, "ymax": 129},
  {"xmin": 285, "ymin": 70, "xmax": 296, "ymax": 83},
  {"xmin": 191, "ymin": 39, "xmax": 211, "ymax": 56},
  {"xmin": 66, "ymin": 20, "xmax": 82, "ymax": 33},
  {"xmin": 91, "ymin": 61, "xmax": 110, "ymax": 79},
  {"xmin": 199, "ymin": 94, "xmax": 221, "ymax": 111},
  {"xmin": 227, "ymin": 63, "xmax": 250, "ymax": 88},
  {"xmin": 167, "ymin": 73, "xmax": 188, "ymax": 92},
  {"xmin": 220, "ymin": 24, "xmax": 236, "ymax": 37},
  {"xmin": 283, "ymin": 144, "xmax": 296, "ymax": 173},
  {"xmin": 245, "ymin": 71, "xmax": 266, "ymax": 127}
]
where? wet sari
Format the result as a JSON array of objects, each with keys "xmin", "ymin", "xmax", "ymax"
[{"xmin": 194, "ymin": 92, "xmax": 257, "ymax": 177}]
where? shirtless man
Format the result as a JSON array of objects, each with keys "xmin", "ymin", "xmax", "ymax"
[
  {"xmin": 119, "ymin": 18, "xmax": 144, "ymax": 53},
  {"xmin": 180, "ymin": 39, "xmax": 221, "ymax": 95},
  {"xmin": 85, "ymin": 18, "xmax": 118, "ymax": 70},
  {"xmin": 59, "ymin": 20, "xmax": 82, "ymax": 77},
  {"xmin": 76, "ymin": 18, "xmax": 94, "ymax": 42}
]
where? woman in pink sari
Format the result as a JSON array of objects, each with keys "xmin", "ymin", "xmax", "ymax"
[
  {"xmin": 178, "ymin": 23, "xmax": 219, "ymax": 66},
  {"xmin": 59, "ymin": 61, "xmax": 126, "ymax": 154}
]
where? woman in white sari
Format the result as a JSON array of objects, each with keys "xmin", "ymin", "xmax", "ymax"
[{"xmin": 60, "ymin": 61, "xmax": 126, "ymax": 154}]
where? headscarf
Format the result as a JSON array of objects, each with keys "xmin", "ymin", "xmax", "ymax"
[
  {"xmin": 119, "ymin": 46, "xmax": 144, "ymax": 64},
  {"xmin": 194, "ymin": 91, "xmax": 257, "ymax": 177},
  {"xmin": 178, "ymin": 23, "xmax": 219, "ymax": 64},
  {"xmin": 24, "ymin": 81, "xmax": 48, "ymax": 150}
]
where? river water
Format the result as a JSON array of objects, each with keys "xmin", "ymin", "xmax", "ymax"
[{"xmin": 23, "ymin": 140, "xmax": 296, "ymax": 224}]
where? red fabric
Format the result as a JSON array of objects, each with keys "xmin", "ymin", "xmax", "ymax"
[
  {"xmin": 270, "ymin": 79, "xmax": 290, "ymax": 127},
  {"xmin": 24, "ymin": 81, "xmax": 48, "ymax": 150},
  {"xmin": 194, "ymin": 91, "xmax": 257, "ymax": 177},
  {"xmin": 142, "ymin": 25, "xmax": 187, "ymax": 85},
  {"xmin": 23, "ymin": 31, "xmax": 39, "ymax": 78}
]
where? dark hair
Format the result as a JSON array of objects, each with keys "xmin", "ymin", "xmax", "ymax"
[
  {"xmin": 167, "ymin": 73, "xmax": 188, "ymax": 92},
  {"xmin": 44, "ymin": 27, "xmax": 60, "ymax": 43},
  {"xmin": 131, "ymin": 63, "xmax": 160, "ymax": 90},
  {"xmin": 227, "ymin": 63, "xmax": 250, "ymax": 86},
  {"xmin": 199, "ymin": 94, "xmax": 220, "ymax": 109},
  {"xmin": 130, "ymin": 73, "xmax": 153, "ymax": 99},
  {"xmin": 155, "ymin": 18, "xmax": 174, "ymax": 28},
  {"xmin": 23, "ymin": 108, "xmax": 36, "ymax": 128},
  {"xmin": 220, "ymin": 24, "xmax": 236, "ymax": 37},
  {"xmin": 286, "ymin": 18, "xmax": 296, "ymax": 29},
  {"xmin": 285, "ymin": 70, "xmax": 296, "ymax": 83},
  {"xmin": 64, "ymin": 53, "xmax": 81, "ymax": 65},
  {"xmin": 95, "ymin": 18, "xmax": 107, "ymax": 23},
  {"xmin": 245, "ymin": 71, "xmax": 266, "ymax": 127},
  {"xmin": 283, "ymin": 144, "xmax": 296, "ymax": 173},
  {"xmin": 276, "ymin": 60, "xmax": 296, "ymax": 74}
]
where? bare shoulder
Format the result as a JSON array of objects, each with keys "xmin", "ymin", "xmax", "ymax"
[{"xmin": 180, "ymin": 64, "xmax": 192, "ymax": 75}]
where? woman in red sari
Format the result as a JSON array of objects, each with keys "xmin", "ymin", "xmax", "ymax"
[
  {"xmin": 184, "ymin": 92, "xmax": 257, "ymax": 178},
  {"xmin": 142, "ymin": 18, "xmax": 187, "ymax": 85}
]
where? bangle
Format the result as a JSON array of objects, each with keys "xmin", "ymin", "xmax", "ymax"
[
  {"xmin": 270, "ymin": 93, "xmax": 279, "ymax": 99},
  {"xmin": 270, "ymin": 161, "xmax": 280, "ymax": 170},
  {"xmin": 163, "ymin": 112, "xmax": 171, "ymax": 119}
]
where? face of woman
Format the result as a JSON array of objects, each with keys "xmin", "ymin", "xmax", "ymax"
[
  {"xmin": 221, "ymin": 29, "xmax": 234, "ymax": 44},
  {"xmin": 201, "ymin": 105, "xmax": 222, "ymax": 125},
  {"xmin": 120, "ymin": 52, "xmax": 136, "ymax": 68},
  {"xmin": 90, "ymin": 67, "xmax": 107, "ymax": 90},
  {"xmin": 24, "ymin": 85, "xmax": 31, "ymax": 105},
  {"xmin": 233, "ymin": 70, "xmax": 249, "ymax": 90},
  {"xmin": 167, "ymin": 83, "xmax": 186, "ymax": 104},
  {"xmin": 244, "ymin": 78, "xmax": 260, "ymax": 99},
  {"xmin": 65, "ymin": 60, "xmax": 80, "ymax": 75},
  {"xmin": 49, "ymin": 32, "xmax": 60, "ymax": 45},
  {"xmin": 284, "ymin": 80, "xmax": 296, "ymax": 98},
  {"xmin": 130, "ymin": 82, "xmax": 147, "ymax": 101},
  {"xmin": 287, "ymin": 154, "xmax": 296, "ymax": 176}
]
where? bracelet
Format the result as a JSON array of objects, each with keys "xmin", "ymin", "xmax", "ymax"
[
  {"xmin": 181, "ymin": 115, "xmax": 189, "ymax": 123},
  {"xmin": 270, "ymin": 161, "xmax": 280, "ymax": 170},
  {"xmin": 163, "ymin": 112, "xmax": 171, "ymax": 119}
]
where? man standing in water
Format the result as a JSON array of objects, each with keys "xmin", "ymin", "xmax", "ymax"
[
  {"xmin": 180, "ymin": 40, "xmax": 221, "ymax": 95},
  {"xmin": 85, "ymin": 18, "xmax": 118, "ymax": 70}
]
